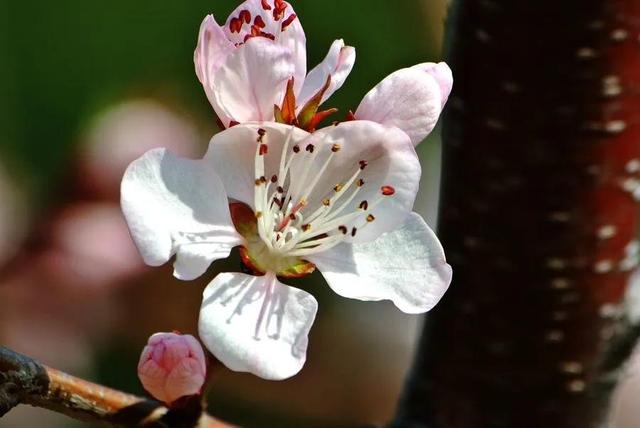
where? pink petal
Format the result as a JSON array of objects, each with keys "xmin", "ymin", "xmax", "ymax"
[
  {"xmin": 355, "ymin": 63, "xmax": 450, "ymax": 146},
  {"xmin": 195, "ymin": 15, "xmax": 236, "ymax": 110},
  {"xmin": 297, "ymin": 39, "xmax": 356, "ymax": 110},
  {"xmin": 211, "ymin": 37, "xmax": 296, "ymax": 126},
  {"xmin": 223, "ymin": 0, "xmax": 306, "ymax": 96},
  {"xmin": 413, "ymin": 62, "xmax": 453, "ymax": 108}
]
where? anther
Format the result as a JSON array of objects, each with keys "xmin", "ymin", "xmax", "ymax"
[
  {"xmin": 359, "ymin": 201, "xmax": 369, "ymax": 210},
  {"xmin": 271, "ymin": 175, "xmax": 278, "ymax": 183},
  {"xmin": 357, "ymin": 179, "xmax": 365, "ymax": 187},
  {"xmin": 261, "ymin": 0, "xmax": 271, "ymax": 10},
  {"xmin": 302, "ymin": 224, "xmax": 311, "ymax": 232},
  {"xmin": 351, "ymin": 227, "xmax": 358, "ymax": 237},
  {"xmin": 305, "ymin": 144, "xmax": 315, "ymax": 153},
  {"xmin": 293, "ymin": 145, "xmax": 300, "ymax": 153},
  {"xmin": 277, "ymin": 186, "xmax": 284, "ymax": 193},
  {"xmin": 381, "ymin": 185, "xmax": 396, "ymax": 196},
  {"xmin": 282, "ymin": 13, "xmax": 297, "ymax": 30},
  {"xmin": 259, "ymin": 176, "xmax": 267, "ymax": 183},
  {"xmin": 331, "ymin": 144, "xmax": 341, "ymax": 152},
  {"xmin": 259, "ymin": 144, "xmax": 268, "ymax": 155},
  {"xmin": 339, "ymin": 225, "xmax": 348, "ymax": 234},
  {"xmin": 366, "ymin": 214, "xmax": 375, "ymax": 222},
  {"xmin": 334, "ymin": 184, "xmax": 344, "ymax": 192},
  {"xmin": 323, "ymin": 199, "xmax": 331, "ymax": 206},
  {"xmin": 255, "ymin": 178, "xmax": 262, "ymax": 186},
  {"xmin": 359, "ymin": 160, "xmax": 368, "ymax": 170},
  {"xmin": 254, "ymin": 16, "xmax": 266, "ymax": 28},
  {"xmin": 256, "ymin": 211, "xmax": 263, "ymax": 218},
  {"xmin": 289, "ymin": 213, "xmax": 296, "ymax": 220}
]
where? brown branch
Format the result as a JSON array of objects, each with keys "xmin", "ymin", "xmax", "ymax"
[{"xmin": 0, "ymin": 346, "xmax": 234, "ymax": 428}]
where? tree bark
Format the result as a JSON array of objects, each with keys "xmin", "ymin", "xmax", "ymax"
[{"xmin": 394, "ymin": 1, "xmax": 640, "ymax": 427}]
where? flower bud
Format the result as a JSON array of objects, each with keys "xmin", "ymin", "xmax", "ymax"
[{"xmin": 137, "ymin": 332, "xmax": 207, "ymax": 404}]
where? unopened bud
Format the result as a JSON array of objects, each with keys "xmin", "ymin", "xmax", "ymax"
[{"xmin": 137, "ymin": 332, "xmax": 207, "ymax": 404}]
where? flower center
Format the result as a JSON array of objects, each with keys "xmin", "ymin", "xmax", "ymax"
[{"xmin": 241, "ymin": 126, "xmax": 395, "ymax": 276}]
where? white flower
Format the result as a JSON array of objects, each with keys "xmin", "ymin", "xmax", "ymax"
[{"xmin": 121, "ymin": 121, "xmax": 452, "ymax": 380}]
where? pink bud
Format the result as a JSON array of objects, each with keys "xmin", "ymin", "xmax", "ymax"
[{"xmin": 137, "ymin": 332, "xmax": 207, "ymax": 404}]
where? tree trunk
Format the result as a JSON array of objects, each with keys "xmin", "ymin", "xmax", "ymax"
[{"xmin": 394, "ymin": 1, "xmax": 640, "ymax": 427}]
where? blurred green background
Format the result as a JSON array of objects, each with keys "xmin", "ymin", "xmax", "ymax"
[{"xmin": 0, "ymin": 1, "xmax": 446, "ymax": 426}]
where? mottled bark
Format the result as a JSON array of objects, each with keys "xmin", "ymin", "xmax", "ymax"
[{"xmin": 393, "ymin": 1, "xmax": 640, "ymax": 427}]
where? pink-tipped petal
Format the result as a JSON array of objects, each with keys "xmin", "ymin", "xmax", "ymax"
[
  {"xmin": 223, "ymin": 0, "xmax": 306, "ymax": 96},
  {"xmin": 137, "ymin": 333, "xmax": 207, "ymax": 404},
  {"xmin": 211, "ymin": 37, "xmax": 295, "ymax": 126},
  {"xmin": 309, "ymin": 212, "xmax": 452, "ymax": 313},
  {"xmin": 413, "ymin": 62, "xmax": 453, "ymax": 108},
  {"xmin": 355, "ymin": 64, "xmax": 449, "ymax": 146},
  {"xmin": 297, "ymin": 39, "xmax": 356, "ymax": 109},
  {"xmin": 195, "ymin": 15, "xmax": 236, "ymax": 110},
  {"xmin": 199, "ymin": 272, "xmax": 318, "ymax": 380}
]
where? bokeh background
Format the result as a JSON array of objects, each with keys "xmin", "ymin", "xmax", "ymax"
[{"xmin": 0, "ymin": 1, "xmax": 447, "ymax": 426}]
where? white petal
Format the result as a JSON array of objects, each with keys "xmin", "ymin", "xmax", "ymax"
[
  {"xmin": 212, "ymin": 37, "xmax": 295, "ymax": 126},
  {"xmin": 194, "ymin": 15, "xmax": 235, "ymax": 111},
  {"xmin": 297, "ymin": 39, "xmax": 355, "ymax": 109},
  {"xmin": 223, "ymin": 0, "xmax": 306, "ymax": 96},
  {"xmin": 199, "ymin": 272, "xmax": 318, "ymax": 380},
  {"xmin": 289, "ymin": 120, "xmax": 420, "ymax": 243},
  {"xmin": 203, "ymin": 122, "xmax": 310, "ymax": 208},
  {"xmin": 121, "ymin": 148, "xmax": 243, "ymax": 280},
  {"xmin": 308, "ymin": 213, "xmax": 451, "ymax": 314},
  {"xmin": 355, "ymin": 64, "xmax": 445, "ymax": 146}
]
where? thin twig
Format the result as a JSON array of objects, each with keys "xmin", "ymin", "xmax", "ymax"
[{"xmin": 0, "ymin": 346, "xmax": 233, "ymax": 428}]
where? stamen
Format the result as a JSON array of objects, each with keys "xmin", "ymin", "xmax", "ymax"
[
  {"xmin": 359, "ymin": 201, "xmax": 369, "ymax": 210},
  {"xmin": 351, "ymin": 227, "xmax": 357, "ymax": 237},
  {"xmin": 339, "ymin": 225, "xmax": 347, "ymax": 234}
]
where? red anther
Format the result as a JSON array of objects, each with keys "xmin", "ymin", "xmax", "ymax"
[
  {"xmin": 251, "ymin": 25, "xmax": 261, "ymax": 37},
  {"xmin": 258, "ymin": 128, "xmax": 266, "ymax": 136},
  {"xmin": 293, "ymin": 145, "xmax": 300, "ymax": 153},
  {"xmin": 259, "ymin": 144, "xmax": 268, "ymax": 156},
  {"xmin": 381, "ymin": 185, "xmax": 396, "ymax": 196},
  {"xmin": 272, "ymin": 0, "xmax": 286, "ymax": 21},
  {"xmin": 271, "ymin": 175, "xmax": 278, "ymax": 183},
  {"xmin": 229, "ymin": 120, "xmax": 239, "ymax": 127},
  {"xmin": 359, "ymin": 160, "xmax": 368, "ymax": 170},
  {"xmin": 254, "ymin": 15, "xmax": 266, "ymax": 28},
  {"xmin": 262, "ymin": 31, "xmax": 276, "ymax": 40},
  {"xmin": 261, "ymin": 0, "xmax": 272, "ymax": 10},
  {"xmin": 239, "ymin": 9, "xmax": 252, "ymax": 24},
  {"xmin": 281, "ymin": 13, "xmax": 297, "ymax": 30},
  {"xmin": 229, "ymin": 17, "xmax": 242, "ymax": 33},
  {"xmin": 346, "ymin": 110, "xmax": 356, "ymax": 121}
]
